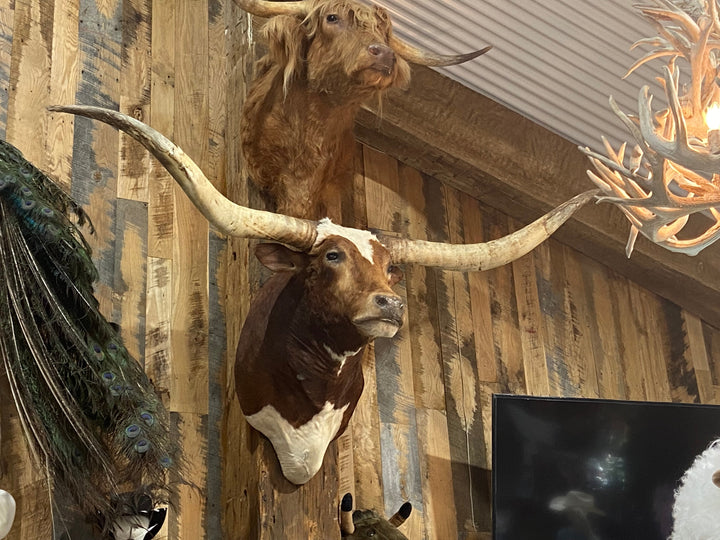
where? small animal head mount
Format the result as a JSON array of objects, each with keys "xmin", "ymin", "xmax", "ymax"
[
  {"xmin": 340, "ymin": 493, "xmax": 411, "ymax": 539},
  {"xmin": 238, "ymin": 0, "xmax": 490, "ymax": 98},
  {"xmin": 48, "ymin": 105, "xmax": 596, "ymax": 484}
]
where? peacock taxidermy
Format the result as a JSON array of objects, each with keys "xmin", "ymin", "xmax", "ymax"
[{"xmin": 0, "ymin": 139, "xmax": 177, "ymax": 538}]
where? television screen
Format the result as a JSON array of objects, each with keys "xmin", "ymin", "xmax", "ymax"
[{"xmin": 492, "ymin": 394, "xmax": 720, "ymax": 540}]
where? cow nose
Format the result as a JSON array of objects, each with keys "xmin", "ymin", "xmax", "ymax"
[
  {"xmin": 374, "ymin": 294, "xmax": 404, "ymax": 316},
  {"xmin": 368, "ymin": 43, "xmax": 395, "ymax": 70}
]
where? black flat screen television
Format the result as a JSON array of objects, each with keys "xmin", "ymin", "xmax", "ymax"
[{"xmin": 492, "ymin": 394, "xmax": 720, "ymax": 540}]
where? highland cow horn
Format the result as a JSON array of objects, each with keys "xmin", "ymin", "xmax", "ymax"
[
  {"xmin": 47, "ymin": 105, "xmax": 318, "ymax": 251},
  {"xmin": 232, "ymin": 0, "xmax": 311, "ymax": 17},
  {"xmin": 390, "ymin": 39, "xmax": 492, "ymax": 67},
  {"xmin": 235, "ymin": 0, "xmax": 491, "ymax": 67},
  {"xmin": 48, "ymin": 105, "xmax": 594, "ymax": 272}
]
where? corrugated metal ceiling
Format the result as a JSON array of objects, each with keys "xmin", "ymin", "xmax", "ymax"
[{"xmin": 375, "ymin": 0, "xmax": 662, "ymax": 154}]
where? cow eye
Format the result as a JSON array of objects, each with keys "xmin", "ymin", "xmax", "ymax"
[
  {"xmin": 325, "ymin": 250, "xmax": 344, "ymax": 262},
  {"xmin": 366, "ymin": 529, "xmax": 376, "ymax": 537},
  {"xmin": 326, "ymin": 13, "xmax": 339, "ymax": 23},
  {"xmin": 387, "ymin": 264, "xmax": 397, "ymax": 275}
]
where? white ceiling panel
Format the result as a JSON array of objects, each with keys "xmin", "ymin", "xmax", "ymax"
[{"xmin": 376, "ymin": 0, "xmax": 663, "ymax": 153}]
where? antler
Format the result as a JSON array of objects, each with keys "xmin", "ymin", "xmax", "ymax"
[
  {"xmin": 49, "ymin": 105, "xmax": 592, "ymax": 271},
  {"xmin": 582, "ymin": 68, "xmax": 720, "ymax": 256},
  {"xmin": 583, "ymin": 0, "xmax": 720, "ymax": 256},
  {"xmin": 235, "ymin": 0, "xmax": 491, "ymax": 67}
]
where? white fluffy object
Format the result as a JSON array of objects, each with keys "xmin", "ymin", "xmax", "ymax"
[
  {"xmin": 671, "ymin": 439, "xmax": 720, "ymax": 539},
  {"xmin": 0, "ymin": 490, "xmax": 15, "ymax": 539}
]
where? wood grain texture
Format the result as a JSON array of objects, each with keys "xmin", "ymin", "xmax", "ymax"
[
  {"xmin": 47, "ymin": 0, "xmax": 79, "ymax": 188},
  {"xmin": 398, "ymin": 164, "xmax": 459, "ymax": 540},
  {"xmin": 356, "ymin": 65, "xmax": 720, "ymax": 330},
  {"xmin": 350, "ymin": 146, "xmax": 385, "ymax": 513},
  {"xmin": 118, "ymin": 0, "xmax": 151, "ymax": 202},
  {"xmin": 0, "ymin": 1, "xmax": 54, "ymax": 537},
  {"xmin": 148, "ymin": 0, "xmax": 175, "ymax": 259},
  {"xmin": 3, "ymin": 3, "xmax": 720, "ymax": 539},
  {"xmin": 365, "ymin": 150, "xmax": 424, "ymax": 537},
  {"xmin": 0, "ymin": 1, "xmax": 13, "ymax": 141}
]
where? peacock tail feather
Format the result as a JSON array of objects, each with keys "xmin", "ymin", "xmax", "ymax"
[{"xmin": 0, "ymin": 139, "xmax": 177, "ymax": 533}]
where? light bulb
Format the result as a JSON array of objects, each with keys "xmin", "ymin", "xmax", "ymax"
[
  {"xmin": 707, "ymin": 103, "xmax": 720, "ymax": 153},
  {"xmin": 706, "ymin": 103, "xmax": 720, "ymax": 130}
]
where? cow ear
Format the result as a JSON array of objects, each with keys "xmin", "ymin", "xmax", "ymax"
[
  {"xmin": 255, "ymin": 243, "xmax": 307, "ymax": 272},
  {"xmin": 262, "ymin": 15, "xmax": 308, "ymax": 94},
  {"xmin": 388, "ymin": 264, "xmax": 403, "ymax": 286}
]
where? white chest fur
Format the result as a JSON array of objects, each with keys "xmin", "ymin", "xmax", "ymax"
[{"xmin": 245, "ymin": 401, "xmax": 349, "ymax": 485}]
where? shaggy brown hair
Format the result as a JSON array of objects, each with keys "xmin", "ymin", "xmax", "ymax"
[{"xmin": 241, "ymin": 0, "xmax": 412, "ymax": 220}]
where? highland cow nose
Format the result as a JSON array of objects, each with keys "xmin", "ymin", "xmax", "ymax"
[{"xmin": 368, "ymin": 43, "xmax": 395, "ymax": 70}]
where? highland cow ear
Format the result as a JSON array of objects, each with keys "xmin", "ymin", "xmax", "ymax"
[{"xmin": 262, "ymin": 15, "xmax": 308, "ymax": 93}]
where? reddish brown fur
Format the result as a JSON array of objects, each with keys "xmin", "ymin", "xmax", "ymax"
[
  {"xmin": 236, "ymin": 235, "xmax": 403, "ymax": 436},
  {"xmin": 241, "ymin": 0, "xmax": 412, "ymax": 219}
]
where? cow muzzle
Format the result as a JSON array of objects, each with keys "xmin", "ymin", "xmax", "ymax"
[
  {"xmin": 368, "ymin": 43, "xmax": 396, "ymax": 76},
  {"xmin": 353, "ymin": 293, "xmax": 405, "ymax": 339}
]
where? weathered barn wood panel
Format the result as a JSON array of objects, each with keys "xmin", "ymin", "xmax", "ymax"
[{"xmin": 0, "ymin": 2, "xmax": 719, "ymax": 540}]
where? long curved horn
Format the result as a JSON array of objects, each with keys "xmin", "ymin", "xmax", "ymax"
[
  {"xmin": 233, "ymin": 0, "xmax": 311, "ymax": 17},
  {"xmin": 49, "ymin": 105, "xmax": 594, "ymax": 272},
  {"xmin": 390, "ymin": 37, "xmax": 492, "ymax": 67},
  {"xmin": 236, "ymin": 0, "xmax": 490, "ymax": 67},
  {"xmin": 379, "ymin": 190, "xmax": 597, "ymax": 271},
  {"xmin": 47, "ymin": 105, "xmax": 318, "ymax": 251}
]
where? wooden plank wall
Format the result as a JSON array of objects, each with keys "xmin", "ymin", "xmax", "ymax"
[
  {"xmin": 0, "ymin": 0, "xmax": 233, "ymax": 538},
  {"xmin": 0, "ymin": 2, "xmax": 720, "ymax": 540}
]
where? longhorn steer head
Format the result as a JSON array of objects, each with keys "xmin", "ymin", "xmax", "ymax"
[{"xmin": 49, "ymin": 105, "xmax": 596, "ymax": 484}]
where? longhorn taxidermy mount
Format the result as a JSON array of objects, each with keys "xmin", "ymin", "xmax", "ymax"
[
  {"xmin": 237, "ymin": 0, "xmax": 491, "ymax": 220},
  {"xmin": 0, "ymin": 139, "xmax": 177, "ymax": 537},
  {"xmin": 581, "ymin": 0, "xmax": 720, "ymax": 256},
  {"xmin": 50, "ymin": 104, "xmax": 595, "ymax": 485}
]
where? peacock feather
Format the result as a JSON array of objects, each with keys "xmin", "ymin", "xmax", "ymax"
[{"xmin": 0, "ymin": 139, "xmax": 177, "ymax": 536}]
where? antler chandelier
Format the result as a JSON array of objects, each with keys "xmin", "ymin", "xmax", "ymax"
[{"xmin": 582, "ymin": 0, "xmax": 720, "ymax": 256}]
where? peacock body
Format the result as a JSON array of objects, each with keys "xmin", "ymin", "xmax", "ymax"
[{"xmin": 0, "ymin": 139, "xmax": 176, "ymax": 537}]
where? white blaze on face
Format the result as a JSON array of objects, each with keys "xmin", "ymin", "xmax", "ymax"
[
  {"xmin": 245, "ymin": 401, "xmax": 349, "ymax": 485},
  {"xmin": 314, "ymin": 218, "xmax": 378, "ymax": 263}
]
